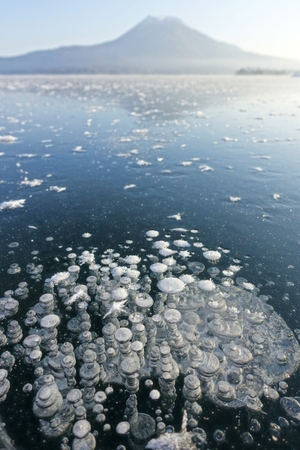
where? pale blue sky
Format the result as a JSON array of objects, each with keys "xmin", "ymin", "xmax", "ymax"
[{"xmin": 1, "ymin": 0, "xmax": 300, "ymax": 60}]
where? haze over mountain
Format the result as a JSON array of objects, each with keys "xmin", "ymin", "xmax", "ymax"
[{"xmin": 0, "ymin": 16, "xmax": 298, "ymax": 74}]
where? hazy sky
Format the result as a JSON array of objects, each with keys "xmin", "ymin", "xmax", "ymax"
[{"xmin": 1, "ymin": 0, "xmax": 300, "ymax": 60}]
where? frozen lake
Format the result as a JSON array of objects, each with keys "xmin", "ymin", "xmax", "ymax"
[{"xmin": 0, "ymin": 75, "xmax": 300, "ymax": 449}]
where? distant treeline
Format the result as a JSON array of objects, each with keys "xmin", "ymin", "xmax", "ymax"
[{"xmin": 236, "ymin": 68, "xmax": 290, "ymax": 75}]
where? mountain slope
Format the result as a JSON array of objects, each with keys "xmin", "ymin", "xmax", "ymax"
[{"xmin": 0, "ymin": 16, "xmax": 298, "ymax": 74}]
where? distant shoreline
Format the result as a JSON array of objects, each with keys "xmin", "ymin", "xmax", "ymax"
[{"xmin": 236, "ymin": 67, "xmax": 291, "ymax": 75}]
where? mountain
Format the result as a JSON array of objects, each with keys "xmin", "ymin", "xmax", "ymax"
[{"xmin": 0, "ymin": 16, "xmax": 298, "ymax": 74}]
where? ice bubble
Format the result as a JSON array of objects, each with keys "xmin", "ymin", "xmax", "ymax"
[
  {"xmin": 17, "ymin": 153, "xmax": 36, "ymax": 158},
  {"xmin": 222, "ymin": 137, "xmax": 238, "ymax": 142},
  {"xmin": 173, "ymin": 239, "xmax": 190, "ymax": 248},
  {"xmin": 158, "ymin": 248, "xmax": 177, "ymax": 257},
  {"xmin": 124, "ymin": 255, "xmax": 141, "ymax": 265},
  {"xmin": 149, "ymin": 390, "xmax": 160, "ymax": 400},
  {"xmin": 7, "ymin": 263, "xmax": 21, "ymax": 275},
  {"xmin": 153, "ymin": 241, "xmax": 170, "ymax": 250},
  {"xmin": 49, "ymin": 186, "xmax": 66, "ymax": 193},
  {"xmin": 242, "ymin": 282, "xmax": 255, "ymax": 291},
  {"xmin": 167, "ymin": 213, "xmax": 181, "ymax": 220},
  {"xmin": 51, "ymin": 272, "xmax": 69, "ymax": 285},
  {"xmin": 241, "ymin": 431, "xmax": 254, "ymax": 445},
  {"xmin": 23, "ymin": 383, "xmax": 33, "ymax": 393},
  {"xmin": 20, "ymin": 178, "xmax": 43, "ymax": 187},
  {"xmin": 94, "ymin": 391, "xmax": 107, "ymax": 404},
  {"xmin": 178, "ymin": 250, "xmax": 191, "ymax": 258},
  {"xmin": 72, "ymin": 419, "xmax": 91, "ymax": 439},
  {"xmin": 0, "ymin": 135, "xmax": 18, "ymax": 142},
  {"xmin": 0, "ymin": 199, "xmax": 26, "ymax": 211},
  {"xmin": 116, "ymin": 421, "xmax": 130, "ymax": 435},
  {"xmin": 179, "ymin": 274, "xmax": 194, "ymax": 284},
  {"xmin": 213, "ymin": 429, "xmax": 226, "ymax": 443},
  {"xmin": 280, "ymin": 397, "xmax": 300, "ymax": 423},
  {"xmin": 208, "ymin": 266, "xmax": 220, "ymax": 278},
  {"xmin": 8, "ymin": 242, "xmax": 19, "ymax": 248},
  {"xmin": 137, "ymin": 159, "xmax": 151, "ymax": 166},
  {"xmin": 150, "ymin": 263, "xmax": 168, "ymax": 274},
  {"xmin": 203, "ymin": 250, "xmax": 221, "ymax": 263},
  {"xmin": 198, "ymin": 279, "xmax": 216, "ymax": 291},
  {"xmin": 105, "ymin": 386, "xmax": 114, "ymax": 395},
  {"xmin": 146, "ymin": 230, "xmax": 159, "ymax": 238},
  {"xmin": 157, "ymin": 277, "xmax": 185, "ymax": 294},
  {"xmin": 162, "ymin": 257, "xmax": 176, "ymax": 267},
  {"xmin": 199, "ymin": 164, "xmax": 214, "ymax": 172},
  {"xmin": 222, "ymin": 270, "xmax": 234, "ymax": 277}
]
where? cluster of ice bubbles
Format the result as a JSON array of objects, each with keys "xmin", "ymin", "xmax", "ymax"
[{"xmin": 1, "ymin": 229, "xmax": 300, "ymax": 450}]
